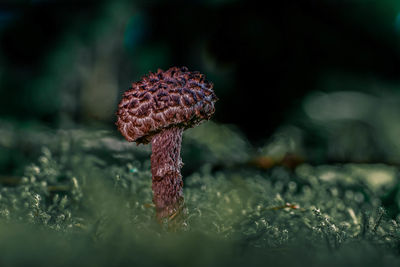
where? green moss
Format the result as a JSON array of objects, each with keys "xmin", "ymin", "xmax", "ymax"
[{"xmin": 0, "ymin": 123, "xmax": 399, "ymax": 266}]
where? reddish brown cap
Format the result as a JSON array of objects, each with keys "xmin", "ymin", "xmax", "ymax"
[{"xmin": 116, "ymin": 66, "xmax": 218, "ymax": 144}]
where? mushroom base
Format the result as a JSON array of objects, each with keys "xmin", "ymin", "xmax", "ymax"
[{"xmin": 151, "ymin": 127, "xmax": 185, "ymax": 221}]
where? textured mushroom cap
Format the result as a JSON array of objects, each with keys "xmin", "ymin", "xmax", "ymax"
[{"xmin": 116, "ymin": 66, "xmax": 218, "ymax": 144}]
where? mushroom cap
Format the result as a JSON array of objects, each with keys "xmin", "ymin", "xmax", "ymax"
[{"xmin": 116, "ymin": 66, "xmax": 218, "ymax": 144}]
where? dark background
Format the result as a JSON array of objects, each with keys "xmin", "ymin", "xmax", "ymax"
[{"xmin": 1, "ymin": 0, "xmax": 400, "ymax": 172}]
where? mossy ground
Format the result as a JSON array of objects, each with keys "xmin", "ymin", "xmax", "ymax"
[{"xmin": 0, "ymin": 122, "xmax": 400, "ymax": 266}]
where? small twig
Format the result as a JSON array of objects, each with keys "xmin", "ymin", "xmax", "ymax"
[
  {"xmin": 372, "ymin": 207, "xmax": 385, "ymax": 233},
  {"xmin": 361, "ymin": 211, "xmax": 369, "ymax": 238},
  {"xmin": 268, "ymin": 202, "xmax": 302, "ymax": 211},
  {"xmin": 1, "ymin": 175, "xmax": 71, "ymax": 193},
  {"xmin": 0, "ymin": 175, "xmax": 21, "ymax": 186}
]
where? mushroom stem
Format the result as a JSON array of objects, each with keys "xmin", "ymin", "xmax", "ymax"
[{"xmin": 151, "ymin": 127, "xmax": 185, "ymax": 221}]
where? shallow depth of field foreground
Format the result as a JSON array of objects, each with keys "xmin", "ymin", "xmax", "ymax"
[{"xmin": 1, "ymin": 121, "xmax": 400, "ymax": 266}]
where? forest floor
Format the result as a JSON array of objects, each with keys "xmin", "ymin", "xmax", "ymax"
[{"xmin": 0, "ymin": 121, "xmax": 399, "ymax": 266}]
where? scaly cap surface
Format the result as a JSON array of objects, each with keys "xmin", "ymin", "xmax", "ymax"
[{"xmin": 116, "ymin": 66, "xmax": 218, "ymax": 144}]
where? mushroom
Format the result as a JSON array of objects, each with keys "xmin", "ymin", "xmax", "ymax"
[{"xmin": 116, "ymin": 66, "xmax": 217, "ymax": 223}]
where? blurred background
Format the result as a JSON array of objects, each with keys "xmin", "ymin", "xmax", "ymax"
[{"xmin": 2, "ymin": 0, "xmax": 400, "ymax": 176}]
